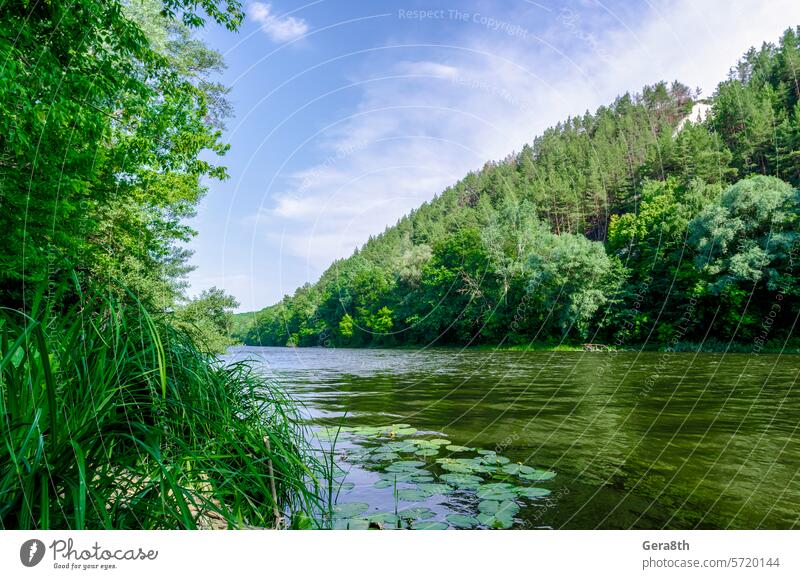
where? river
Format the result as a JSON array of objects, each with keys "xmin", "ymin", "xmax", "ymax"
[{"xmin": 227, "ymin": 346, "xmax": 800, "ymax": 529}]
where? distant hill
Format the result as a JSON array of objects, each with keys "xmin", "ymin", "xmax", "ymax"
[{"xmin": 238, "ymin": 27, "xmax": 800, "ymax": 351}]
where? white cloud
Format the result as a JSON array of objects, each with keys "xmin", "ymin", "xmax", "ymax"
[
  {"xmin": 248, "ymin": 2, "xmax": 308, "ymax": 43},
  {"xmin": 395, "ymin": 61, "xmax": 460, "ymax": 79},
  {"xmin": 249, "ymin": 0, "xmax": 800, "ymax": 290}
]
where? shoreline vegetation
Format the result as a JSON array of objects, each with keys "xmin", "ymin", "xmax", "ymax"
[
  {"xmin": 235, "ymin": 28, "xmax": 800, "ymax": 355},
  {"xmin": 1, "ymin": 1, "xmax": 328, "ymax": 530},
  {"xmin": 243, "ymin": 340, "xmax": 800, "ymax": 354}
]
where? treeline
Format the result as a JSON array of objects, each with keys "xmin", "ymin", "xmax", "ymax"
[
  {"xmin": 240, "ymin": 28, "xmax": 800, "ymax": 350},
  {"xmin": 1, "ymin": 1, "xmax": 323, "ymax": 529}
]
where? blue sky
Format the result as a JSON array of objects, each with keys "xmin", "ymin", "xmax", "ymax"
[{"xmin": 185, "ymin": 0, "xmax": 800, "ymax": 312}]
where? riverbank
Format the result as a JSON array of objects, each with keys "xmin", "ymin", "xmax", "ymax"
[
  {"xmin": 239, "ymin": 339, "xmax": 800, "ymax": 354},
  {"xmin": 0, "ymin": 286, "xmax": 327, "ymax": 530}
]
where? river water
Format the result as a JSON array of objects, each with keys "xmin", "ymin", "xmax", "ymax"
[{"xmin": 228, "ymin": 346, "xmax": 800, "ymax": 529}]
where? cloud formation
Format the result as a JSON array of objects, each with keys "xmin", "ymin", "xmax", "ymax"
[{"xmin": 248, "ymin": 2, "xmax": 309, "ymax": 43}]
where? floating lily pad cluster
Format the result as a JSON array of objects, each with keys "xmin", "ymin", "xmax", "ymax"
[{"xmin": 320, "ymin": 423, "xmax": 558, "ymax": 530}]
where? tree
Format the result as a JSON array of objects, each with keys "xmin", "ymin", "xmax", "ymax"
[
  {"xmin": 174, "ymin": 287, "xmax": 239, "ymax": 353},
  {"xmin": 527, "ymin": 232, "xmax": 625, "ymax": 339},
  {"xmin": 689, "ymin": 175, "xmax": 799, "ymax": 294}
]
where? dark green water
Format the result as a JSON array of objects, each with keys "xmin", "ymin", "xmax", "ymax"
[{"xmin": 229, "ymin": 346, "xmax": 800, "ymax": 529}]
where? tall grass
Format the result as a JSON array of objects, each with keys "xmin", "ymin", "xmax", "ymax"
[{"xmin": 0, "ymin": 279, "xmax": 326, "ymax": 529}]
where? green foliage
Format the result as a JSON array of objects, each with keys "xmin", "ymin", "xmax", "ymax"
[
  {"xmin": 0, "ymin": 0, "xmax": 231, "ymax": 310},
  {"xmin": 690, "ymin": 176, "xmax": 799, "ymax": 294},
  {"xmin": 0, "ymin": 281, "xmax": 324, "ymax": 530},
  {"xmin": 0, "ymin": 0, "xmax": 327, "ymax": 530},
  {"xmin": 174, "ymin": 286, "xmax": 239, "ymax": 353}
]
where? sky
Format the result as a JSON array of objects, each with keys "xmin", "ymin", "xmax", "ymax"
[{"xmin": 184, "ymin": 0, "xmax": 800, "ymax": 312}]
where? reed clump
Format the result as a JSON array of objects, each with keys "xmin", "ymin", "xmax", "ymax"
[{"xmin": 1, "ymin": 280, "xmax": 325, "ymax": 529}]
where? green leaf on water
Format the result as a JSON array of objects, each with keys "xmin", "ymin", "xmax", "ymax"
[
  {"xmin": 379, "ymin": 472, "xmax": 410, "ymax": 483},
  {"xmin": 417, "ymin": 483, "xmax": 451, "ymax": 495},
  {"xmin": 333, "ymin": 502, "xmax": 370, "ymax": 518},
  {"xmin": 374, "ymin": 479, "xmax": 394, "ymax": 489},
  {"xmin": 395, "ymin": 427, "xmax": 418, "ymax": 435},
  {"xmin": 446, "ymin": 513, "xmax": 480, "ymax": 528},
  {"xmin": 480, "ymin": 454, "xmax": 510, "ymax": 466},
  {"xmin": 476, "ymin": 512, "xmax": 514, "ymax": 529},
  {"xmin": 476, "ymin": 449, "xmax": 497, "ymax": 456},
  {"xmin": 409, "ymin": 439, "xmax": 440, "ymax": 448},
  {"xmin": 333, "ymin": 518, "xmax": 370, "ymax": 530},
  {"xmin": 439, "ymin": 462, "xmax": 474, "ymax": 473},
  {"xmin": 502, "ymin": 464, "xmax": 536, "ymax": 476},
  {"xmin": 413, "ymin": 521, "xmax": 448, "ymax": 530},
  {"xmin": 478, "ymin": 499, "xmax": 519, "ymax": 516},
  {"xmin": 371, "ymin": 452, "xmax": 400, "ymax": 462},
  {"xmin": 445, "ymin": 445, "xmax": 473, "ymax": 452},
  {"xmin": 398, "ymin": 507, "xmax": 435, "ymax": 520},
  {"xmin": 515, "ymin": 487, "xmax": 552, "ymax": 499},
  {"xmin": 338, "ymin": 482, "xmax": 355, "ymax": 492},
  {"xmin": 478, "ymin": 482, "xmax": 515, "ymax": 492},
  {"xmin": 369, "ymin": 512, "xmax": 401, "ymax": 526},
  {"xmin": 414, "ymin": 448, "xmax": 439, "ymax": 457},
  {"xmin": 478, "ymin": 500, "xmax": 500, "ymax": 514},
  {"xmin": 440, "ymin": 473, "xmax": 483, "ymax": 488},
  {"xmin": 520, "ymin": 469, "xmax": 557, "ymax": 481},
  {"xmin": 429, "ymin": 438, "xmax": 451, "ymax": 446},
  {"xmin": 476, "ymin": 488, "xmax": 517, "ymax": 501},
  {"xmin": 397, "ymin": 488, "xmax": 434, "ymax": 502},
  {"xmin": 387, "ymin": 460, "xmax": 426, "ymax": 469}
]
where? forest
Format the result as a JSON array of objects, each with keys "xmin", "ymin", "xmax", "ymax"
[{"xmin": 238, "ymin": 28, "xmax": 800, "ymax": 351}]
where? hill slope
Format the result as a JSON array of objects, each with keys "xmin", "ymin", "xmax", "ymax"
[{"xmin": 239, "ymin": 28, "xmax": 800, "ymax": 350}]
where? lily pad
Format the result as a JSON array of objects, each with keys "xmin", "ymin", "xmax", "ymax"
[
  {"xmin": 429, "ymin": 438, "xmax": 451, "ymax": 446},
  {"xmin": 478, "ymin": 499, "xmax": 519, "ymax": 516},
  {"xmin": 409, "ymin": 439, "xmax": 440, "ymax": 448},
  {"xmin": 476, "ymin": 488, "xmax": 517, "ymax": 501},
  {"xmin": 446, "ymin": 513, "xmax": 480, "ymax": 528},
  {"xmin": 476, "ymin": 449, "xmax": 497, "ymax": 456},
  {"xmin": 374, "ymin": 479, "xmax": 394, "ymax": 489},
  {"xmin": 439, "ymin": 461, "xmax": 475, "ymax": 474},
  {"xmin": 476, "ymin": 512, "xmax": 514, "ymax": 529},
  {"xmin": 515, "ymin": 487, "xmax": 552, "ymax": 499},
  {"xmin": 371, "ymin": 452, "xmax": 400, "ymax": 462},
  {"xmin": 502, "ymin": 464, "xmax": 536, "ymax": 476},
  {"xmin": 379, "ymin": 472, "xmax": 417, "ymax": 483},
  {"xmin": 480, "ymin": 454, "xmax": 510, "ymax": 466},
  {"xmin": 440, "ymin": 473, "xmax": 483, "ymax": 488},
  {"xmin": 332, "ymin": 502, "xmax": 370, "ymax": 518},
  {"xmin": 387, "ymin": 460, "xmax": 426, "ymax": 470},
  {"xmin": 338, "ymin": 482, "xmax": 355, "ymax": 492},
  {"xmin": 417, "ymin": 483, "xmax": 451, "ymax": 495},
  {"xmin": 520, "ymin": 469, "xmax": 557, "ymax": 482},
  {"xmin": 445, "ymin": 445, "xmax": 473, "ymax": 452},
  {"xmin": 397, "ymin": 507, "xmax": 435, "ymax": 521},
  {"xmin": 386, "ymin": 441, "xmax": 418, "ymax": 453},
  {"xmin": 333, "ymin": 518, "xmax": 369, "ymax": 530},
  {"xmin": 412, "ymin": 521, "xmax": 448, "ymax": 530},
  {"xmin": 478, "ymin": 482, "xmax": 515, "ymax": 492},
  {"xmin": 414, "ymin": 448, "xmax": 439, "ymax": 457},
  {"xmin": 397, "ymin": 488, "xmax": 434, "ymax": 502},
  {"xmin": 368, "ymin": 512, "xmax": 401, "ymax": 526}
]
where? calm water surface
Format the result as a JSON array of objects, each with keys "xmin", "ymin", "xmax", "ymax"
[{"xmin": 228, "ymin": 346, "xmax": 800, "ymax": 529}]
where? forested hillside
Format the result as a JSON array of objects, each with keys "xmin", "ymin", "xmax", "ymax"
[{"xmin": 239, "ymin": 28, "xmax": 800, "ymax": 350}]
